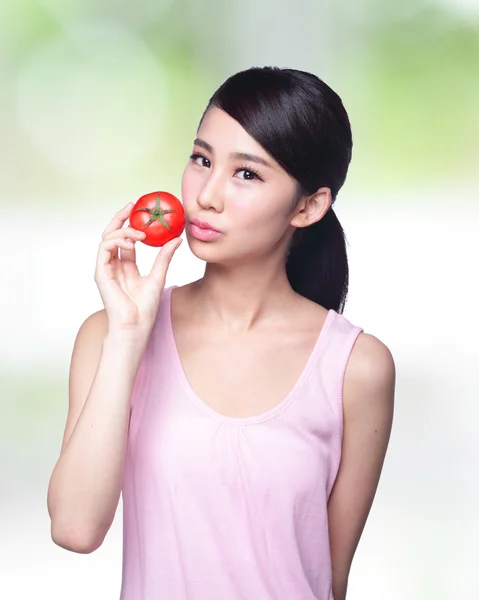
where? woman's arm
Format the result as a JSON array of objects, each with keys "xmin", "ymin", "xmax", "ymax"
[
  {"xmin": 328, "ymin": 332, "xmax": 396, "ymax": 600},
  {"xmin": 47, "ymin": 310, "xmax": 147, "ymax": 554},
  {"xmin": 47, "ymin": 204, "xmax": 181, "ymax": 554}
]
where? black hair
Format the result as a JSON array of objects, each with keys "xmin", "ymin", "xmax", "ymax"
[{"xmin": 201, "ymin": 66, "xmax": 353, "ymax": 314}]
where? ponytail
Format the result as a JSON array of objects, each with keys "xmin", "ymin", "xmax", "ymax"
[
  {"xmin": 207, "ymin": 66, "xmax": 353, "ymax": 313},
  {"xmin": 286, "ymin": 207, "xmax": 349, "ymax": 314}
]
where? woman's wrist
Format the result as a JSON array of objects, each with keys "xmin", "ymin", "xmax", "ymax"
[{"xmin": 102, "ymin": 329, "xmax": 150, "ymax": 362}]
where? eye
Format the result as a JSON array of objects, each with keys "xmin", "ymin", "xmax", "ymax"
[
  {"xmin": 189, "ymin": 152, "xmax": 263, "ymax": 182},
  {"xmin": 189, "ymin": 152, "xmax": 210, "ymax": 168},
  {"xmin": 234, "ymin": 164, "xmax": 263, "ymax": 182}
]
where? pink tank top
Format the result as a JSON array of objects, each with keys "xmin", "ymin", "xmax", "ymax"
[{"xmin": 120, "ymin": 285, "xmax": 363, "ymax": 600}]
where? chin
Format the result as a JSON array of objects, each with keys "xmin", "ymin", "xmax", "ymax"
[
  {"xmin": 187, "ymin": 237, "xmax": 243, "ymax": 265},
  {"xmin": 185, "ymin": 233, "xmax": 220, "ymax": 259}
]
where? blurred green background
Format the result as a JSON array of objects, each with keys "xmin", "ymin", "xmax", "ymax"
[
  {"xmin": 1, "ymin": 1, "xmax": 478, "ymax": 598},
  {"xmin": 1, "ymin": 0, "xmax": 478, "ymax": 202}
]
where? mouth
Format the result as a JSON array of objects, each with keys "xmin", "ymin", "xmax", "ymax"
[
  {"xmin": 187, "ymin": 218, "xmax": 223, "ymax": 242},
  {"xmin": 189, "ymin": 218, "xmax": 222, "ymax": 233}
]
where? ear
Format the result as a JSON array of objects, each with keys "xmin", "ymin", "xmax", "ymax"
[{"xmin": 289, "ymin": 187, "xmax": 332, "ymax": 229}]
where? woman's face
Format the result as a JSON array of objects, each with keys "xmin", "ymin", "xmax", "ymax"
[{"xmin": 181, "ymin": 106, "xmax": 302, "ymax": 265}]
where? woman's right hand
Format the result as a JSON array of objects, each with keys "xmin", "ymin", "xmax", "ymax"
[{"xmin": 94, "ymin": 201, "xmax": 183, "ymax": 336}]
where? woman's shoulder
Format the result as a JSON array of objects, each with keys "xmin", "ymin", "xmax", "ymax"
[
  {"xmin": 74, "ymin": 309, "xmax": 108, "ymax": 344},
  {"xmin": 348, "ymin": 331, "xmax": 395, "ymax": 375},
  {"xmin": 343, "ymin": 331, "xmax": 396, "ymax": 415}
]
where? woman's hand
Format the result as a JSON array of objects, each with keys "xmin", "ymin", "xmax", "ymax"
[{"xmin": 94, "ymin": 202, "xmax": 182, "ymax": 336}]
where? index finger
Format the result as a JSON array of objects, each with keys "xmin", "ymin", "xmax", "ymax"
[{"xmin": 101, "ymin": 202, "xmax": 134, "ymax": 239}]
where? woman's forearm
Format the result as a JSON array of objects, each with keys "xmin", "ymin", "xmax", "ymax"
[{"xmin": 47, "ymin": 334, "xmax": 144, "ymax": 552}]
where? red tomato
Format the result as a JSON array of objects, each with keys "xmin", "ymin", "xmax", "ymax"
[{"xmin": 129, "ymin": 191, "xmax": 185, "ymax": 247}]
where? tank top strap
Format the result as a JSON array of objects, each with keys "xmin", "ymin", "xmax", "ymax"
[
  {"xmin": 129, "ymin": 285, "xmax": 177, "ymax": 411},
  {"xmin": 318, "ymin": 309, "xmax": 364, "ymax": 417},
  {"xmin": 314, "ymin": 310, "xmax": 364, "ymax": 495}
]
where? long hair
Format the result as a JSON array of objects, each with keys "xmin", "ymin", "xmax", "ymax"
[{"xmin": 201, "ymin": 66, "xmax": 352, "ymax": 314}]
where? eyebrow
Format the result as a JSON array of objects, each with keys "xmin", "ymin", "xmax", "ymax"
[{"xmin": 193, "ymin": 138, "xmax": 274, "ymax": 169}]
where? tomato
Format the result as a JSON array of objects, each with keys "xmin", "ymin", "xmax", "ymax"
[{"xmin": 129, "ymin": 191, "xmax": 186, "ymax": 247}]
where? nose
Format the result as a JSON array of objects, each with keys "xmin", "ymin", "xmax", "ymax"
[{"xmin": 196, "ymin": 171, "xmax": 224, "ymax": 213}]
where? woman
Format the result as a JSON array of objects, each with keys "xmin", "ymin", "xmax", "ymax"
[{"xmin": 47, "ymin": 66, "xmax": 395, "ymax": 600}]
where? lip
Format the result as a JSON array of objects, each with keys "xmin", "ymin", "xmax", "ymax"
[
  {"xmin": 189, "ymin": 218, "xmax": 222, "ymax": 233},
  {"xmin": 188, "ymin": 222, "xmax": 222, "ymax": 242}
]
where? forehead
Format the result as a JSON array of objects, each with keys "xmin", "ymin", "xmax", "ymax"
[{"xmin": 197, "ymin": 106, "xmax": 265, "ymax": 154}]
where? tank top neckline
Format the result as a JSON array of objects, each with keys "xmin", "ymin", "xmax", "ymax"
[{"xmin": 163, "ymin": 285, "xmax": 337, "ymax": 426}]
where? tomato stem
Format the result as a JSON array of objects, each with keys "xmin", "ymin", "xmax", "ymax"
[{"xmin": 133, "ymin": 193, "xmax": 176, "ymax": 231}]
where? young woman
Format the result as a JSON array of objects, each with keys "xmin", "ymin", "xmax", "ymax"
[{"xmin": 47, "ymin": 66, "xmax": 395, "ymax": 600}]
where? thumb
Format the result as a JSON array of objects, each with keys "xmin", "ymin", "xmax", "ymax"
[{"xmin": 149, "ymin": 237, "xmax": 183, "ymax": 287}]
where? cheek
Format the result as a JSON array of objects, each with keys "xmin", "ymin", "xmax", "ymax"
[
  {"xmin": 181, "ymin": 168, "xmax": 197, "ymax": 208},
  {"xmin": 227, "ymin": 187, "xmax": 284, "ymax": 230}
]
